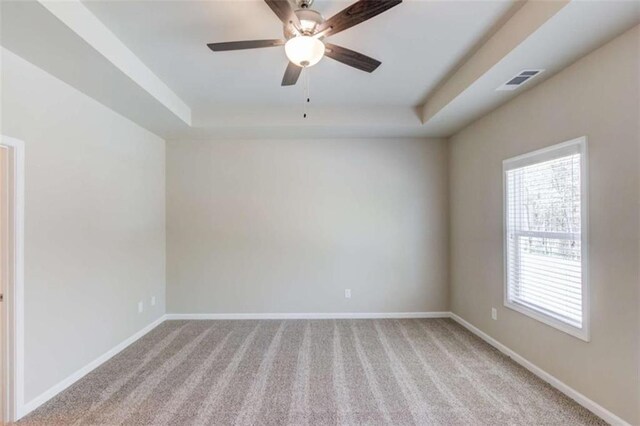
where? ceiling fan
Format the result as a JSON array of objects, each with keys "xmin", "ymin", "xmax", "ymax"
[{"xmin": 207, "ymin": 0, "xmax": 402, "ymax": 86}]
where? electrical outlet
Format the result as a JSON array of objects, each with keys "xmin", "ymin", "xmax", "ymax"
[
  {"xmin": 138, "ymin": 301, "xmax": 144, "ymax": 313},
  {"xmin": 151, "ymin": 296, "xmax": 156, "ymax": 306},
  {"xmin": 345, "ymin": 289, "xmax": 351, "ymax": 299},
  {"xmin": 491, "ymin": 307, "xmax": 497, "ymax": 320}
]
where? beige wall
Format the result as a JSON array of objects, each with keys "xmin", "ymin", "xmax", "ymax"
[
  {"xmin": 167, "ymin": 137, "xmax": 449, "ymax": 314},
  {"xmin": 448, "ymin": 26, "xmax": 639, "ymax": 424},
  {"xmin": 1, "ymin": 48, "xmax": 166, "ymax": 402}
]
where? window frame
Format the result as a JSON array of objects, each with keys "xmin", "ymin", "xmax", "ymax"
[{"xmin": 502, "ymin": 137, "xmax": 589, "ymax": 342}]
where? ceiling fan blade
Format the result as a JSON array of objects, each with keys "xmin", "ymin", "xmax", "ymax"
[
  {"xmin": 324, "ymin": 43, "xmax": 381, "ymax": 73},
  {"xmin": 264, "ymin": 0, "xmax": 301, "ymax": 27},
  {"xmin": 318, "ymin": 0, "xmax": 402, "ymax": 37},
  {"xmin": 282, "ymin": 62, "xmax": 302, "ymax": 86},
  {"xmin": 207, "ymin": 39, "xmax": 285, "ymax": 51}
]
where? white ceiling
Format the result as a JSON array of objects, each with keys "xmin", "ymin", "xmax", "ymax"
[
  {"xmin": 82, "ymin": 0, "xmax": 516, "ymax": 109},
  {"xmin": 2, "ymin": 0, "xmax": 638, "ymax": 139}
]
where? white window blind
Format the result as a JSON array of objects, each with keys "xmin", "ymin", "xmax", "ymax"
[{"xmin": 503, "ymin": 138, "xmax": 588, "ymax": 340}]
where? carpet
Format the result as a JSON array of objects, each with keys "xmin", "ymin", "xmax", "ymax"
[{"xmin": 19, "ymin": 319, "xmax": 605, "ymax": 425}]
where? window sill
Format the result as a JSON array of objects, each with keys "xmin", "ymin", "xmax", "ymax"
[{"xmin": 504, "ymin": 299, "xmax": 590, "ymax": 342}]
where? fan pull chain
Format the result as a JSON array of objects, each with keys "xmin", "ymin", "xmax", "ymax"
[{"xmin": 303, "ymin": 68, "xmax": 310, "ymax": 118}]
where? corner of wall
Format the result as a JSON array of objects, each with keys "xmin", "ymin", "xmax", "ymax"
[{"xmin": 444, "ymin": 135, "xmax": 455, "ymax": 314}]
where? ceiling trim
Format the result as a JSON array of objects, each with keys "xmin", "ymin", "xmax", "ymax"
[
  {"xmin": 38, "ymin": 0, "xmax": 192, "ymax": 125},
  {"xmin": 420, "ymin": 0, "xmax": 569, "ymax": 124},
  {"xmin": 193, "ymin": 106, "xmax": 421, "ymax": 128}
]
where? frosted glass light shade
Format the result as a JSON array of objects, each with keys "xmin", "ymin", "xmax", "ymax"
[{"xmin": 285, "ymin": 36, "xmax": 325, "ymax": 67}]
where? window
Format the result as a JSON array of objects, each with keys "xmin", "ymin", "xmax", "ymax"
[{"xmin": 503, "ymin": 137, "xmax": 588, "ymax": 341}]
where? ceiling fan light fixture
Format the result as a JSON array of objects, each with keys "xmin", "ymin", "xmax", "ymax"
[{"xmin": 285, "ymin": 36, "xmax": 325, "ymax": 67}]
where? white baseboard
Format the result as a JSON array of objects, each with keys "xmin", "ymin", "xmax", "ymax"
[
  {"xmin": 450, "ymin": 313, "xmax": 629, "ymax": 426},
  {"xmin": 18, "ymin": 315, "xmax": 167, "ymax": 420},
  {"xmin": 165, "ymin": 311, "xmax": 450, "ymax": 320}
]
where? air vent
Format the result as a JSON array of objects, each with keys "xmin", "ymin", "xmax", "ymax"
[{"xmin": 497, "ymin": 69, "xmax": 544, "ymax": 91}]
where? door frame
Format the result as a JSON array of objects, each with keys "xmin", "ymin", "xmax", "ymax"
[{"xmin": 0, "ymin": 136, "xmax": 24, "ymax": 423}]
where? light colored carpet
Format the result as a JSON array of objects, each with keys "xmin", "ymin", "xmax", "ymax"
[{"xmin": 20, "ymin": 319, "xmax": 605, "ymax": 425}]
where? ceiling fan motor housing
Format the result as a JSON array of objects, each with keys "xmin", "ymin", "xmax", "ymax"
[
  {"xmin": 297, "ymin": 0, "xmax": 314, "ymax": 8},
  {"xmin": 284, "ymin": 8, "xmax": 324, "ymax": 38}
]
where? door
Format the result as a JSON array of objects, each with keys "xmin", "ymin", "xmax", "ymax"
[
  {"xmin": 0, "ymin": 146, "xmax": 6, "ymax": 425},
  {"xmin": 0, "ymin": 136, "xmax": 23, "ymax": 424}
]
